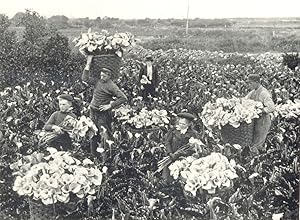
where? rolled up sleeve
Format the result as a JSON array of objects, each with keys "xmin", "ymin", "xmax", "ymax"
[{"xmin": 261, "ymin": 91, "xmax": 275, "ymax": 113}]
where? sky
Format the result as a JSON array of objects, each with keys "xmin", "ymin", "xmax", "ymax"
[{"xmin": 1, "ymin": 0, "xmax": 300, "ymax": 19}]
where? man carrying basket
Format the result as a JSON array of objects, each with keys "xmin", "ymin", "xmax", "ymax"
[
  {"xmin": 245, "ymin": 74, "xmax": 275, "ymax": 155},
  {"xmin": 82, "ymin": 56, "xmax": 128, "ymax": 155}
]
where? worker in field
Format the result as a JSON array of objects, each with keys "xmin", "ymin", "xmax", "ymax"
[
  {"xmin": 162, "ymin": 112, "xmax": 199, "ymax": 182},
  {"xmin": 139, "ymin": 54, "xmax": 159, "ymax": 103},
  {"xmin": 245, "ymin": 74, "xmax": 275, "ymax": 155},
  {"xmin": 82, "ymin": 55, "xmax": 128, "ymax": 155},
  {"xmin": 43, "ymin": 94, "xmax": 76, "ymax": 150}
]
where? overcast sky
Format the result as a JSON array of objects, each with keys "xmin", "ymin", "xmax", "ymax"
[{"xmin": 1, "ymin": 0, "xmax": 300, "ymax": 19}]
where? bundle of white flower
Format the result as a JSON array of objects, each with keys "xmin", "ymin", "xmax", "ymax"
[
  {"xmin": 69, "ymin": 115, "xmax": 98, "ymax": 141},
  {"xmin": 169, "ymin": 152, "xmax": 238, "ymax": 196},
  {"xmin": 114, "ymin": 107, "xmax": 169, "ymax": 129},
  {"xmin": 10, "ymin": 148, "xmax": 103, "ymax": 205},
  {"xmin": 201, "ymin": 97, "xmax": 263, "ymax": 129},
  {"xmin": 273, "ymin": 99, "xmax": 300, "ymax": 118},
  {"xmin": 38, "ymin": 115, "xmax": 98, "ymax": 144},
  {"xmin": 73, "ymin": 28, "xmax": 136, "ymax": 57},
  {"xmin": 127, "ymin": 108, "xmax": 169, "ymax": 129},
  {"xmin": 113, "ymin": 105, "xmax": 133, "ymax": 121}
]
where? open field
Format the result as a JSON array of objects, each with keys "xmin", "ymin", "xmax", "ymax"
[{"xmin": 9, "ymin": 17, "xmax": 300, "ymax": 53}]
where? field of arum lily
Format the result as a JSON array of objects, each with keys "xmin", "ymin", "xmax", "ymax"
[{"xmin": 0, "ymin": 47, "xmax": 299, "ymax": 220}]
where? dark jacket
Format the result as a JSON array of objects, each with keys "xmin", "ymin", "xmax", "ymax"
[
  {"xmin": 43, "ymin": 111, "xmax": 76, "ymax": 131},
  {"xmin": 139, "ymin": 64, "xmax": 159, "ymax": 88},
  {"xmin": 165, "ymin": 127, "xmax": 199, "ymax": 157}
]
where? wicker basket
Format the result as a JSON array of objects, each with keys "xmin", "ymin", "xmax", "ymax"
[
  {"xmin": 91, "ymin": 54, "xmax": 122, "ymax": 78},
  {"xmin": 220, "ymin": 122, "xmax": 254, "ymax": 147},
  {"xmin": 28, "ymin": 199, "xmax": 58, "ymax": 220}
]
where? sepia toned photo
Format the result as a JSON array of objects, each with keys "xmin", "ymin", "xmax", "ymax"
[{"xmin": 0, "ymin": 0, "xmax": 299, "ymax": 219}]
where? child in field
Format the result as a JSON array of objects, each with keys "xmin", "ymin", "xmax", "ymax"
[
  {"xmin": 43, "ymin": 94, "xmax": 77, "ymax": 150},
  {"xmin": 162, "ymin": 112, "xmax": 199, "ymax": 182}
]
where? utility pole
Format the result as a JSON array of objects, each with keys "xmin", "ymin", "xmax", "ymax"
[{"xmin": 186, "ymin": 0, "xmax": 189, "ymax": 37}]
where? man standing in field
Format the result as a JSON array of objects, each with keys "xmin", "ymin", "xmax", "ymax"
[
  {"xmin": 245, "ymin": 74, "xmax": 275, "ymax": 155},
  {"xmin": 139, "ymin": 54, "xmax": 159, "ymax": 102},
  {"xmin": 82, "ymin": 56, "xmax": 128, "ymax": 155}
]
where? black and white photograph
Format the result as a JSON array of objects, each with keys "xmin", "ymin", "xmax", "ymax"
[{"xmin": 0, "ymin": 0, "xmax": 299, "ymax": 219}]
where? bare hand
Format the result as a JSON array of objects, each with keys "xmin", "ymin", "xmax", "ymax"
[
  {"xmin": 52, "ymin": 125, "xmax": 63, "ymax": 134},
  {"xmin": 98, "ymin": 104, "xmax": 111, "ymax": 112}
]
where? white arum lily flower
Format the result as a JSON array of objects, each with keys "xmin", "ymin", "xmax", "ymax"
[
  {"xmin": 202, "ymin": 180, "xmax": 217, "ymax": 194},
  {"xmin": 102, "ymin": 166, "xmax": 108, "ymax": 174},
  {"xmin": 169, "ymin": 167, "xmax": 180, "ymax": 180},
  {"xmin": 74, "ymin": 174, "xmax": 87, "ymax": 185},
  {"xmin": 20, "ymin": 183, "xmax": 33, "ymax": 196},
  {"xmin": 40, "ymin": 189, "xmax": 53, "ymax": 200},
  {"xmin": 184, "ymin": 181, "xmax": 198, "ymax": 197},
  {"xmin": 96, "ymin": 147, "xmax": 105, "ymax": 153},
  {"xmin": 82, "ymin": 158, "xmax": 94, "ymax": 166},
  {"xmin": 42, "ymin": 196, "xmax": 57, "ymax": 205},
  {"xmin": 148, "ymin": 198, "xmax": 158, "ymax": 210},
  {"xmin": 62, "ymin": 154, "xmax": 75, "ymax": 165},
  {"xmin": 272, "ymin": 213, "xmax": 284, "ymax": 220},
  {"xmin": 13, "ymin": 176, "xmax": 24, "ymax": 192},
  {"xmin": 61, "ymin": 173, "xmax": 74, "ymax": 185},
  {"xmin": 56, "ymin": 192, "xmax": 70, "ymax": 203},
  {"xmin": 76, "ymin": 191, "xmax": 85, "ymax": 199},
  {"xmin": 75, "ymin": 167, "xmax": 89, "ymax": 176},
  {"xmin": 61, "ymin": 184, "xmax": 70, "ymax": 194},
  {"xmin": 48, "ymin": 162, "xmax": 64, "ymax": 175},
  {"xmin": 87, "ymin": 187, "xmax": 96, "ymax": 195},
  {"xmin": 222, "ymin": 178, "xmax": 231, "ymax": 188},
  {"xmin": 88, "ymin": 168, "xmax": 103, "ymax": 186},
  {"xmin": 46, "ymin": 175, "xmax": 59, "ymax": 189},
  {"xmin": 180, "ymin": 170, "xmax": 192, "ymax": 180},
  {"xmin": 87, "ymin": 195, "xmax": 96, "ymax": 206},
  {"xmin": 69, "ymin": 182, "xmax": 81, "ymax": 194},
  {"xmin": 46, "ymin": 147, "xmax": 58, "ymax": 155}
]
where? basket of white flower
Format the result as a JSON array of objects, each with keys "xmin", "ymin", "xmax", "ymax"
[
  {"xmin": 201, "ymin": 97, "xmax": 263, "ymax": 148},
  {"xmin": 220, "ymin": 121, "xmax": 254, "ymax": 147},
  {"xmin": 73, "ymin": 28, "xmax": 136, "ymax": 78},
  {"xmin": 10, "ymin": 148, "xmax": 103, "ymax": 220},
  {"xmin": 90, "ymin": 54, "xmax": 122, "ymax": 78}
]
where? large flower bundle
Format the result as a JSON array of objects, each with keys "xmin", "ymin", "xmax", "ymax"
[
  {"xmin": 156, "ymin": 137, "xmax": 204, "ymax": 173},
  {"xmin": 38, "ymin": 115, "xmax": 98, "ymax": 145},
  {"xmin": 201, "ymin": 97, "xmax": 263, "ymax": 129},
  {"xmin": 169, "ymin": 152, "xmax": 238, "ymax": 196},
  {"xmin": 113, "ymin": 106, "xmax": 170, "ymax": 129},
  {"xmin": 73, "ymin": 28, "xmax": 136, "ymax": 57},
  {"xmin": 10, "ymin": 148, "xmax": 103, "ymax": 205},
  {"xmin": 273, "ymin": 99, "xmax": 300, "ymax": 118}
]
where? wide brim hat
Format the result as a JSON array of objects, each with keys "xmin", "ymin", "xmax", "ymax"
[{"xmin": 177, "ymin": 112, "xmax": 196, "ymax": 121}]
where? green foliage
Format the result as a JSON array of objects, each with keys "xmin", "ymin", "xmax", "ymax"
[
  {"xmin": 21, "ymin": 10, "xmax": 50, "ymax": 43},
  {"xmin": 282, "ymin": 53, "xmax": 300, "ymax": 70},
  {"xmin": 48, "ymin": 15, "xmax": 70, "ymax": 29}
]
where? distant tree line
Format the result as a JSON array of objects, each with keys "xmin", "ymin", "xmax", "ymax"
[{"xmin": 10, "ymin": 11, "xmax": 235, "ymax": 29}]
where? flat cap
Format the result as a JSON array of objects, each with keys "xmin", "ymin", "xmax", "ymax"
[
  {"xmin": 247, "ymin": 74, "xmax": 260, "ymax": 82},
  {"xmin": 58, "ymin": 94, "xmax": 73, "ymax": 102},
  {"xmin": 100, "ymin": 67, "xmax": 113, "ymax": 73},
  {"xmin": 177, "ymin": 112, "xmax": 196, "ymax": 121}
]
